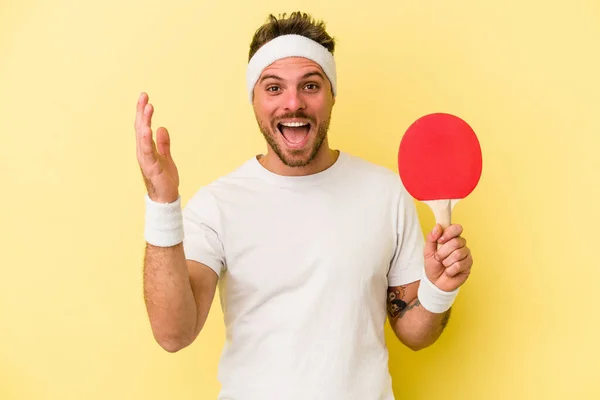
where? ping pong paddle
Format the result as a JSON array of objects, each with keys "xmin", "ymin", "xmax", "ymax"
[{"xmin": 398, "ymin": 112, "xmax": 482, "ymax": 229}]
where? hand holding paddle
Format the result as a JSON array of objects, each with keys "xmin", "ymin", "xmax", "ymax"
[
  {"xmin": 398, "ymin": 112, "xmax": 482, "ymax": 292},
  {"xmin": 421, "ymin": 223, "xmax": 472, "ymax": 292},
  {"xmin": 135, "ymin": 93, "xmax": 180, "ymax": 204}
]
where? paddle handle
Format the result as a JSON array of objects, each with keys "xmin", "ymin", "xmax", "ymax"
[
  {"xmin": 424, "ymin": 199, "xmax": 452, "ymax": 228},
  {"xmin": 424, "ymin": 200, "xmax": 457, "ymax": 250}
]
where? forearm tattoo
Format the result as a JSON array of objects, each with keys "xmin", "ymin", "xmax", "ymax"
[
  {"xmin": 387, "ymin": 286, "xmax": 419, "ymax": 319},
  {"xmin": 387, "ymin": 286, "xmax": 452, "ymax": 332},
  {"xmin": 387, "ymin": 286, "xmax": 406, "ymax": 318}
]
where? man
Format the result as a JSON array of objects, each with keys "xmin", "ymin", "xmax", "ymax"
[{"xmin": 135, "ymin": 12, "xmax": 473, "ymax": 400}]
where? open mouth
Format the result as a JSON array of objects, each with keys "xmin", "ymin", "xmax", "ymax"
[{"xmin": 277, "ymin": 121, "xmax": 311, "ymax": 148}]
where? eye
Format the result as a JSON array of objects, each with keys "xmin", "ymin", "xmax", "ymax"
[
  {"xmin": 304, "ymin": 83, "xmax": 319, "ymax": 90},
  {"xmin": 266, "ymin": 85, "xmax": 280, "ymax": 92}
]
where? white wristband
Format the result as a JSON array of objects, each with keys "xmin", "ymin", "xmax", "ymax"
[
  {"xmin": 144, "ymin": 194, "xmax": 184, "ymax": 247},
  {"xmin": 417, "ymin": 270, "xmax": 459, "ymax": 313}
]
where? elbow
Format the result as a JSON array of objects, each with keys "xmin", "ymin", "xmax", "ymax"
[
  {"xmin": 158, "ymin": 339, "xmax": 187, "ymax": 353},
  {"xmin": 405, "ymin": 341, "xmax": 431, "ymax": 352},
  {"xmin": 154, "ymin": 332, "xmax": 195, "ymax": 353},
  {"xmin": 148, "ymin": 318, "xmax": 199, "ymax": 353},
  {"xmin": 396, "ymin": 333, "xmax": 436, "ymax": 352},
  {"xmin": 392, "ymin": 324, "xmax": 441, "ymax": 351}
]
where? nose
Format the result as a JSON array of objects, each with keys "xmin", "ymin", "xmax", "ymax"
[{"xmin": 283, "ymin": 89, "xmax": 306, "ymax": 112}]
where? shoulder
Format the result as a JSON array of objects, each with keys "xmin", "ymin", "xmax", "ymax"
[
  {"xmin": 340, "ymin": 151, "xmax": 406, "ymax": 192},
  {"xmin": 183, "ymin": 157, "xmax": 259, "ymax": 209}
]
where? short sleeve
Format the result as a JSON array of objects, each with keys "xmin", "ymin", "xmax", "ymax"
[
  {"xmin": 182, "ymin": 188, "xmax": 226, "ymax": 277},
  {"xmin": 387, "ymin": 183, "xmax": 425, "ymax": 287}
]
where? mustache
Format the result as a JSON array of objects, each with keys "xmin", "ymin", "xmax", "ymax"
[{"xmin": 273, "ymin": 112, "xmax": 315, "ymax": 124}]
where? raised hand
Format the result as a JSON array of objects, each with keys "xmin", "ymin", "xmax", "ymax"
[
  {"xmin": 135, "ymin": 93, "xmax": 180, "ymax": 203},
  {"xmin": 423, "ymin": 224, "xmax": 473, "ymax": 292}
]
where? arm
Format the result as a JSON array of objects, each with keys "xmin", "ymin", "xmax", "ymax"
[
  {"xmin": 143, "ymin": 243, "xmax": 218, "ymax": 352},
  {"xmin": 386, "ymin": 281, "xmax": 451, "ymax": 351},
  {"xmin": 386, "ymin": 223, "xmax": 472, "ymax": 351},
  {"xmin": 134, "ymin": 92, "xmax": 220, "ymax": 353}
]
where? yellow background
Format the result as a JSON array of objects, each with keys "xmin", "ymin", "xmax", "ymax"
[{"xmin": 1, "ymin": 0, "xmax": 599, "ymax": 399}]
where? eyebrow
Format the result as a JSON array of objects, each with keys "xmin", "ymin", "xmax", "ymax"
[
  {"xmin": 300, "ymin": 71, "xmax": 325, "ymax": 81},
  {"xmin": 259, "ymin": 70, "xmax": 326, "ymax": 83}
]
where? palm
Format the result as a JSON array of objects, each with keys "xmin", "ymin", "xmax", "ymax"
[
  {"xmin": 141, "ymin": 134, "xmax": 180, "ymax": 201},
  {"xmin": 135, "ymin": 93, "xmax": 180, "ymax": 203},
  {"xmin": 147, "ymin": 155, "xmax": 178, "ymax": 189}
]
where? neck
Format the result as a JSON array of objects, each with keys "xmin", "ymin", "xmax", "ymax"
[{"xmin": 258, "ymin": 141, "xmax": 339, "ymax": 176}]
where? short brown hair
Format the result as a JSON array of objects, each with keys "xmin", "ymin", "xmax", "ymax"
[{"xmin": 248, "ymin": 12, "xmax": 336, "ymax": 61}]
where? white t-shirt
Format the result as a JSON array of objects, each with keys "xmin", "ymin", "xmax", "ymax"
[{"xmin": 182, "ymin": 151, "xmax": 425, "ymax": 400}]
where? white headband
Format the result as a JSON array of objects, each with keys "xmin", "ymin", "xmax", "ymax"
[{"xmin": 246, "ymin": 34, "xmax": 337, "ymax": 102}]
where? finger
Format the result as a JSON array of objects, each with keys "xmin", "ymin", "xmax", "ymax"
[
  {"xmin": 436, "ymin": 237, "xmax": 467, "ymax": 261},
  {"xmin": 156, "ymin": 127, "xmax": 171, "ymax": 159},
  {"xmin": 445, "ymin": 253, "xmax": 473, "ymax": 277},
  {"xmin": 140, "ymin": 125, "xmax": 158, "ymax": 165},
  {"xmin": 141, "ymin": 102, "xmax": 154, "ymax": 133},
  {"xmin": 438, "ymin": 224, "xmax": 463, "ymax": 244},
  {"xmin": 424, "ymin": 224, "xmax": 444, "ymax": 258},
  {"xmin": 138, "ymin": 103, "xmax": 154, "ymax": 159},
  {"xmin": 442, "ymin": 247, "xmax": 469, "ymax": 268},
  {"xmin": 135, "ymin": 92, "xmax": 148, "ymax": 132},
  {"xmin": 135, "ymin": 93, "xmax": 148, "ymax": 159}
]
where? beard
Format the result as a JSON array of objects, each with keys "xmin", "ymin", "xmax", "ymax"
[{"xmin": 257, "ymin": 111, "xmax": 331, "ymax": 168}]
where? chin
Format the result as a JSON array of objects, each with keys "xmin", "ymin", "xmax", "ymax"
[
  {"xmin": 259, "ymin": 119, "xmax": 329, "ymax": 168},
  {"xmin": 279, "ymin": 139, "xmax": 325, "ymax": 168},
  {"xmin": 280, "ymin": 153, "xmax": 314, "ymax": 167}
]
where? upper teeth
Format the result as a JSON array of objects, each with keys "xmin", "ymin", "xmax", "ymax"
[{"xmin": 280, "ymin": 122, "xmax": 308, "ymax": 127}]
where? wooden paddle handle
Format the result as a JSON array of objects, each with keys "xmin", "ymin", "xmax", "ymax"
[
  {"xmin": 424, "ymin": 200, "xmax": 454, "ymax": 250},
  {"xmin": 424, "ymin": 199, "xmax": 453, "ymax": 228}
]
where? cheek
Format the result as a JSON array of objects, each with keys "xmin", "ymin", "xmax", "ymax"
[
  {"xmin": 254, "ymin": 106, "xmax": 277, "ymax": 126},
  {"xmin": 254, "ymin": 96, "xmax": 276, "ymax": 114},
  {"xmin": 312, "ymin": 97, "xmax": 334, "ymax": 118}
]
